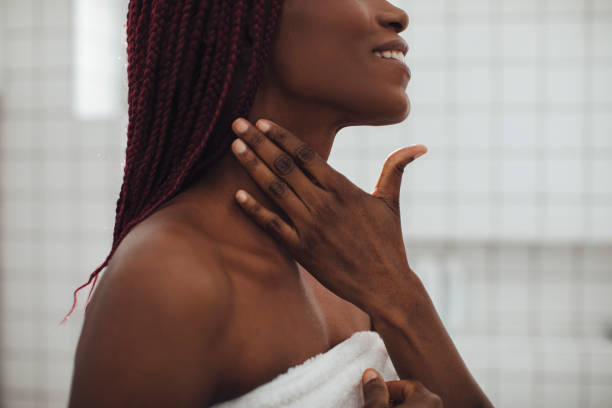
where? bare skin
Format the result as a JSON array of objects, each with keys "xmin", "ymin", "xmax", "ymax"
[
  {"xmin": 68, "ymin": 0, "xmax": 470, "ymax": 407},
  {"xmin": 361, "ymin": 368, "xmax": 442, "ymax": 407},
  {"xmin": 227, "ymin": 117, "xmax": 490, "ymax": 407}
]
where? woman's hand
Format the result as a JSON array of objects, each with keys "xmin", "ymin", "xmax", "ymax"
[
  {"xmin": 362, "ymin": 368, "xmax": 443, "ymax": 407},
  {"xmin": 229, "ymin": 117, "xmax": 426, "ymax": 313}
]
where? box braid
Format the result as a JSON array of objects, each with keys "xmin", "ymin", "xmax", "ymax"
[{"xmin": 62, "ymin": 0, "xmax": 284, "ymax": 323}]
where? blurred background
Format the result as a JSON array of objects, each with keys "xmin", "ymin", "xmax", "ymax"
[{"xmin": 0, "ymin": 0, "xmax": 611, "ymax": 406}]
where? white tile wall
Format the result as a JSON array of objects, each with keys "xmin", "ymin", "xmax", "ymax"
[
  {"xmin": 1, "ymin": 0, "xmax": 126, "ymax": 406},
  {"xmin": 0, "ymin": 0, "xmax": 611, "ymax": 407},
  {"xmin": 334, "ymin": 0, "xmax": 612, "ymax": 244}
]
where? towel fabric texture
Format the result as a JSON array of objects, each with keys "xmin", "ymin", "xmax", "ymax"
[{"xmin": 210, "ymin": 330, "xmax": 399, "ymax": 407}]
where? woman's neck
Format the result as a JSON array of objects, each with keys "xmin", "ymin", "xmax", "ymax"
[{"xmin": 168, "ymin": 73, "xmax": 356, "ymax": 274}]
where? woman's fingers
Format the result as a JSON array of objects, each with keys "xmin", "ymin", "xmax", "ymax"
[
  {"xmin": 386, "ymin": 379, "xmax": 443, "ymax": 407},
  {"xmin": 386, "ymin": 380, "xmax": 423, "ymax": 404},
  {"xmin": 232, "ymin": 118, "xmax": 323, "ymax": 212},
  {"xmin": 231, "ymin": 137, "xmax": 311, "ymax": 224},
  {"xmin": 362, "ymin": 369, "xmax": 390, "ymax": 408},
  {"xmin": 372, "ymin": 144, "xmax": 427, "ymax": 214},
  {"xmin": 362, "ymin": 369, "xmax": 443, "ymax": 408},
  {"xmin": 234, "ymin": 189, "xmax": 301, "ymax": 250},
  {"xmin": 254, "ymin": 118, "xmax": 344, "ymax": 192}
]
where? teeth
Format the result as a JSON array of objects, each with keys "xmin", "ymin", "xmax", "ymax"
[{"xmin": 373, "ymin": 50, "xmax": 405, "ymax": 63}]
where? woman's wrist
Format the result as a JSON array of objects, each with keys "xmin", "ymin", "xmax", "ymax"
[
  {"xmin": 365, "ymin": 267, "xmax": 494, "ymax": 408},
  {"xmin": 364, "ymin": 266, "xmax": 432, "ymax": 331}
]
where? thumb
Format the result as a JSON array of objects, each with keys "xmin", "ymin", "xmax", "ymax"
[
  {"xmin": 362, "ymin": 368, "xmax": 381, "ymax": 385},
  {"xmin": 362, "ymin": 368, "xmax": 389, "ymax": 407},
  {"xmin": 372, "ymin": 144, "xmax": 427, "ymax": 212}
]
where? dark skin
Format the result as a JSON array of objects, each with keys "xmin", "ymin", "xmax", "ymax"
[
  {"xmin": 69, "ymin": 0, "xmax": 491, "ymax": 407},
  {"xmin": 362, "ymin": 368, "xmax": 442, "ymax": 407},
  {"xmin": 227, "ymin": 117, "xmax": 491, "ymax": 407}
]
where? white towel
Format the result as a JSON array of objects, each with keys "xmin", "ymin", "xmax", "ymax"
[{"xmin": 210, "ymin": 330, "xmax": 399, "ymax": 408}]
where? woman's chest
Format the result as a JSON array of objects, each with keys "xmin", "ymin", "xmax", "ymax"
[{"xmin": 213, "ymin": 267, "xmax": 371, "ymax": 404}]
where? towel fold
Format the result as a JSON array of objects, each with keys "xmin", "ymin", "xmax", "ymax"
[{"xmin": 210, "ymin": 330, "xmax": 399, "ymax": 408}]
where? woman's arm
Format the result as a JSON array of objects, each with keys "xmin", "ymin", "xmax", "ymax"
[
  {"xmin": 228, "ymin": 117, "xmax": 493, "ymax": 407},
  {"xmin": 365, "ymin": 268, "xmax": 493, "ymax": 408}
]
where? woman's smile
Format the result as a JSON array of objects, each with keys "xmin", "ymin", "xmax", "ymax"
[
  {"xmin": 371, "ymin": 38, "xmax": 411, "ymax": 80},
  {"xmin": 372, "ymin": 51, "xmax": 411, "ymax": 80}
]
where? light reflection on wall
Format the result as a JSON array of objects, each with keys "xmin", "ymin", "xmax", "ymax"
[{"xmin": 73, "ymin": 0, "xmax": 124, "ymax": 120}]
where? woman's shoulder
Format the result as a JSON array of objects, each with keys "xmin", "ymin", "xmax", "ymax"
[
  {"xmin": 71, "ymin": 209, "xmax": 237, "ymax": 407},
  {"xmin": 98, "ymin": 206, "xmax": 235, "ymax": 312},
  {"xmin": 85, "ymin": 203, "xmax": 237, "ymax": 333},
  {"xmin": 109, "ymin": 203, "xmax": 229, "ymax": 279},
  {"xmin": 112, "ymin": 201, "xmax": 214, "ymax": 254}
]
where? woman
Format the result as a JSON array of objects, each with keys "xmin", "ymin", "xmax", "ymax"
[{"xmin": 67, "ymin": 0, "xmax": 492, "ymax": 406}]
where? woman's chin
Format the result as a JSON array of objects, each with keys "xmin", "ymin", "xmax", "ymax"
[
  {"xmin": 371, "ymin": 94, "xmax": 411, "ymax": 125},
  {"xmin": 342, "ymin": 92, "xmax": 410, "ymax": 127}
]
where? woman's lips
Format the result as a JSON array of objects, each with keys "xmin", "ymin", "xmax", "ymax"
[{"xmin": 374, "ymin": 54, "xmax": 411, "ymax": 80}]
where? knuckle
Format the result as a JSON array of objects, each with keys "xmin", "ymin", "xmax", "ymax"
[
  {"xmin": 389, "ymin": 197, "xmax": 400, "ymax": 212},
  {"xmin": 273, "ymin": 154, "xmax": 295, "ymax": 176},
  {"xmin": 251, "ymin": 201, "xmax": 263, "ymax": 213},
  {"xmin": 244, "ymin": 152, "xmax": 259, "ymax": 169},
  {"xmin": 268, "ymin": 128, "xmax": 288, "ymax": 145},
  {"xmin": 295, "ymin": 143, "xmax": 315, "ymax": 165},
  {"xmin": 393, "ymin": 162, "xmax": 406, "ymax": 175},
  {"xmin": 327, "ymin": 171, "xmax": 354, "ymax": 199},
  {"xmin": 313, "ymin": 200, "xmax": 337, "ymax": 221},
  {"xmin": 266, "ymin": 217, "xmax": 283, "ymax": 232},
  {"xmin": 268, "ymin": 179, "xmax": 287, "ymax": 198},
  {"xmin": 249, "ymin": 129, "xmax": 265, "ymax": 146}
]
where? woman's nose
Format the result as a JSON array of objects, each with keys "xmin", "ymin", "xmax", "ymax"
[{"xmin": 376, "ymin": 2, "xmax": 409, "ymax": 33}]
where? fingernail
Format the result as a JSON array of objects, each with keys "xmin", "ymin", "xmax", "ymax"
[
  {"xmin": 234, "ymin": 119, "xmax": 249, "ymax": 134},
  {"xmin": 256, "ymin": 120, "xmax": 270, "ymax": 132},
  {"xmin": 236, "ymin": 190, "xmax": 247, "ymax": 203},
  {"xmin": 363, "ymin": 369, "xmax": 378, "ymax": 384},
  {"xmin": 233, "ymin": 138, "xmax": 247, "ymax": 154}
]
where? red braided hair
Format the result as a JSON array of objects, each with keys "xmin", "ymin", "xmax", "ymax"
[{"xmin": 61, "ymin": 0, "xmax": 284, "ymax": 323}]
